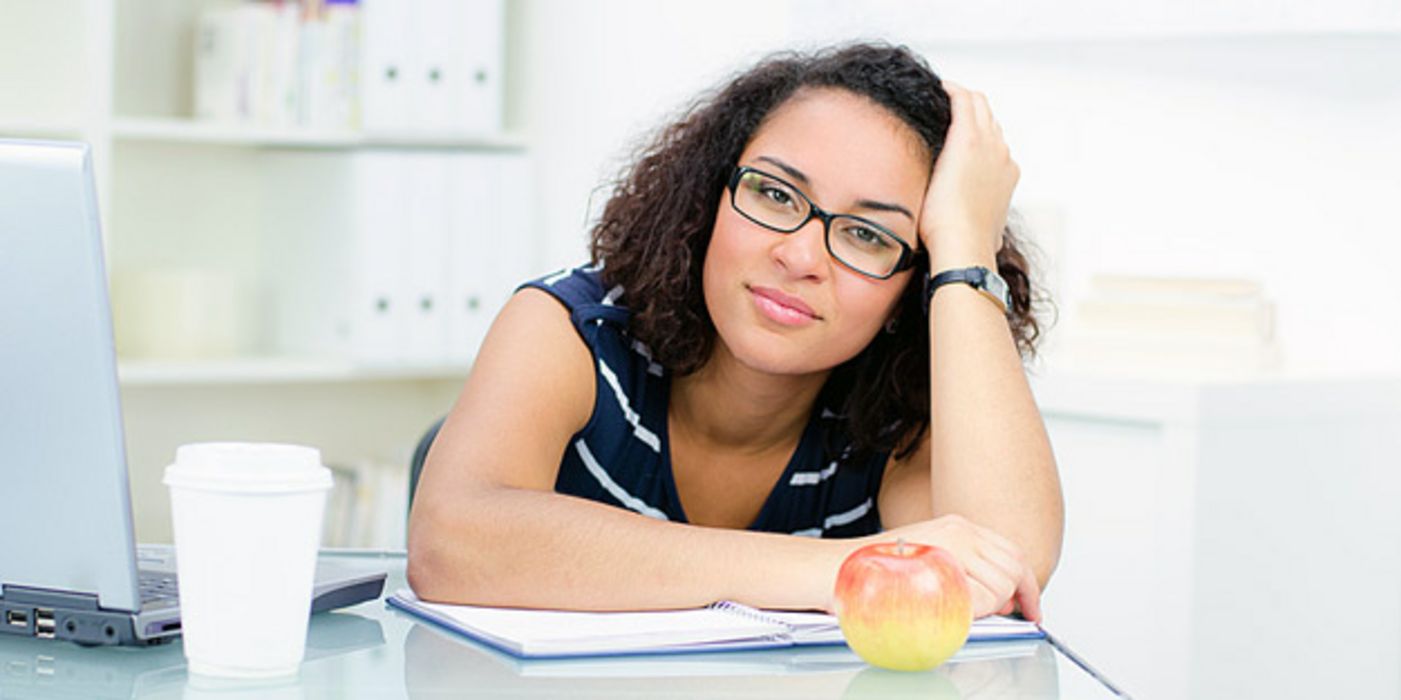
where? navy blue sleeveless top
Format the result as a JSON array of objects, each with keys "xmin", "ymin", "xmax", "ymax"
[{"xmin": 520, "ymin": 264, "xmax": 887, "ymax": 538}]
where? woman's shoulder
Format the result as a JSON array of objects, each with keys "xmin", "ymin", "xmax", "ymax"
[
  {"xmin": 519, "ymin": 262, "xmax": 642, "ymax": 350},
  {"xmin": 520, "ymin": 263, "xmax": 615, "ymax": 313}
]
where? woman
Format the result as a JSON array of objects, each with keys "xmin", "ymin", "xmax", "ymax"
[{"xmin": 408, "ymin": 43, "xmax": 1063, "ymax": 622}]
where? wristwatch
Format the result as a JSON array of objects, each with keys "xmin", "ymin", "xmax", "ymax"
[{"xmin": 924, "ymin": 266, "xmax": 1012, "ymax": 315}]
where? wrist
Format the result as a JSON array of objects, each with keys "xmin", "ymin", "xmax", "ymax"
[
  {"xmin": 815, "ymin": 538, "xmax": 868, "ymax": 612},
  {"xmin": 925, "ymin": 242, "xmax": 997, "ymax": 274},
  {"xmin": 924, "ymin": 266, "xmax": 1012, "ymax": 315},
  {"xmin": 929, "ymin": 254, "xmax": 998, "ymax": 275},
  {"xmin": 921, "ymin": 227, "xmax": 1000, "ymax": 272}
]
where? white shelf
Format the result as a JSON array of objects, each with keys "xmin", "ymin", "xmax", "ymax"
[
  {"xmin": 0, "ymin": 120, "xmax": 85, "ymax": 141},
  {"xmin": 117, "ymin": 357, "xmax": 471, "ymax": 387},
  {"xmin": 110, "ymin": 117, "xmax": 528, "ymax": 150},
  {"xmin": 790, "ymin": 0, "xmax": 1401, "ymax": 46}
]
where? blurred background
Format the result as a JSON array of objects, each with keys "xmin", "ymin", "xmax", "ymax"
[{"xmin": 2, "ymin": 1, "xmax": 1399, "ymax": 697}]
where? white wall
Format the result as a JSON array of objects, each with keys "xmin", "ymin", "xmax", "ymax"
[
  {"xmin": 510, "ymin": 1, "xmax": 1401, "ymax": 376},
  {"xmin": 925, "ymin": 36, "xmax": 1401, "ymax": 376},
  {"xmin": 507, "ymin": 0, "xmax": 794, "ymax": 273}
]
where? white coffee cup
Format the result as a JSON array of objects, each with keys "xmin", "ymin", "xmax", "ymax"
[{"xmin": 164, "ymin": 443, "xmax": 333, "ymax": 679}]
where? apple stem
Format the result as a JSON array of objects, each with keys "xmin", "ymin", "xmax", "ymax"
[{"xmin": 896, "ymin": 537, "xmax": 906, "ymax": 556}]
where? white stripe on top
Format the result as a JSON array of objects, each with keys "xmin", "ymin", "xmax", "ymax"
[
  {"xmin": 601, "ymin": 284, "xmax": 624, "ymax": 306},
  {"xmin": 542, "ymin": 266, "xmax": 574, "ymax": 286},
  {"xmin": 596, "ymin": 358, "xmax": 662, "ymax": 453},
  {"xmin": 789, "ymin": 497, "xmax": 876, "ymax": 537},
  {"xmin": 574, "ymin": 439, "xmax": 668, "ymax": 520},
  {"xmin": 631, "ymin": 340, "xmax": 664, "ymax": 377},
  {"xmin": 824, "ymin": 498, "xmax": 873, "ymax": 529},
  {"xmin": 789, "ymin": 461, "xmax": 838, "ymax": 486}
]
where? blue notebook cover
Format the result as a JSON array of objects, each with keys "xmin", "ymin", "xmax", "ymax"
[{"xmin": 386, "ymin": 589, "xmax": 1045, "ymax": 660}]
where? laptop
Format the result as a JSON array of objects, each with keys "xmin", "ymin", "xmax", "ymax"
[{"xmin": 0, "ymin": 139, "xmax": 386, "ymax": 646}]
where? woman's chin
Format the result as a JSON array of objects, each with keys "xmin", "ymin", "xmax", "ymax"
[{"xmin": 721, "ymin": 333, "xmax": 842, "ymax": 378}]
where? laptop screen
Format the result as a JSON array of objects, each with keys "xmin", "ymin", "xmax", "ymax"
[{"xmin": 0, "ymin": 140, "xmax": 142, "ymax": 612}]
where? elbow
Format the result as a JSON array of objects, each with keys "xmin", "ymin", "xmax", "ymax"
[
  {"xmin": 406, "ymin": 511, "xmax": 449, "ymax": 601},
  {"xmin": 406, "ymin": 498, "xmax": 481, "ymax": 604},
  {"xmin": 1035, "ymin": 457, "xmax": 1065, "ymax": 591},
  {"xmin": 406, "ymin": 483, "xmax": 519, "ymax": 604},
  {"xmin": 1035, "ymin": 506, "xmax": 1065, "ymax": 591},
  {"xmin": 1035, "ymin": 546, "xmax": 1060, "ymax": 591}
]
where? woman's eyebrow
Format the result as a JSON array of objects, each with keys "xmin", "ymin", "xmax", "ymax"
[
  {"xmin": 756, "ymin": 155, "xmax": 810, "ymax": 185},
  {"xmin": 854, "ymin": 199, "xmax": 914, "ymax": 221},
  {"xmin": 755, "ymin": 155, "xmax": 914, "ymax": 221}
]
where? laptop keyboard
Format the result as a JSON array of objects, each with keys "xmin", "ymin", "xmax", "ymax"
[{"xmin": 138, "ymin": 572, "xmax": 179, "ymax": 604}]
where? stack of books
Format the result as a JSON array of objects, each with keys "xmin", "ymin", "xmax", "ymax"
[{"xmin": 1058, "ymin": 274, "xmax": 1280, "ymax": 377}]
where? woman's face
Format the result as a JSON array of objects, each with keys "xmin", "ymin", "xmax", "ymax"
[{"xmin": 703, "ymin": 87, "xmax": 930, "ymax": 377}]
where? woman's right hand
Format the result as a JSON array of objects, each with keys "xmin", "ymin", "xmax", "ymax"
[{"xmin": 870, "ymin": 514, "xmax": 1043, "ymax": 623}]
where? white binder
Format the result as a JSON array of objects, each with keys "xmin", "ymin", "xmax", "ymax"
[
  {"xmin": 362, "ymin": 0, "xmax": 504, "ymax": 135},
  {"xmin": 399, "ymin": 151, "xmax": 452, "ymax": 364},
  {"xmin": 360, "ymin": 0, "xmax": 415, "ymax": 133},
  {"xmin": 347, "ymin": 151, "xmax": 410, "ymax": 364},
  {"xmin": 444, "ymin": 152, "xmax": 534, "ymax": 365},
  {"xmin": 415, "ymin": 0, "xmax": 505, "ymax": 134}
]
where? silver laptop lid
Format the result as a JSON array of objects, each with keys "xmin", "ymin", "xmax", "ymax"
[{"xmin": 0, "ymin": 139, "xmax": 141, "ymax": 612}]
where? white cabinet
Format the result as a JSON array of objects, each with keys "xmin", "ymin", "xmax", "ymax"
[
  {"xmin": 791, "ymin": 0, "xmax": 1401, "ymax": 44},
  {"xmin": 0, "ymin": 0, "xmax": 530, "ymax": 545},
  {"xmin": 1033, "ymin": 369, "xmax": 1401, "ymax": 699}
]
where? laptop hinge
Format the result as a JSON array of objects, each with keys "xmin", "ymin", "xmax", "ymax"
[{"xmin": 1, "ymin": 585, "xmax": 100, "ymax": 610}]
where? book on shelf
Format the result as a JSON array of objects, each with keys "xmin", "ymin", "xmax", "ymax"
[
  {"xmin": 1089, "ymin": 274, "xmax": 1264, "ymax": 300},
  {"xmin": 360, "ymin": 0, "xmax": 504, "ymax": 135},
  {"xmin": 265, "ymin": 149, "xmax": 533, "ymax": 368},
  {"xmin": 387, "ymin": 588, "xmax": 1045, "ymax": 659},
  {"xmin": 1059, "ymin": 273, "xmax": 1281, "ymax": 374},
  {"xmin": 322, "ymin": 459, "xmax": 408, "ymax": 549}
]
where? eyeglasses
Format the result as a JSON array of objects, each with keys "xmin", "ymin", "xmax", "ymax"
[{"xmin": 726, "ymin": 166, "xmax": 917, "ymax": 280}]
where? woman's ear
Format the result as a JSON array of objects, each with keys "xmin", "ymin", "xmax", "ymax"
[{"xmin": 883, "ymin": 316, "xmax": 900, "ymax": 335}]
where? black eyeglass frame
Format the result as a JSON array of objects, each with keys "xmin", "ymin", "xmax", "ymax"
[{"xmin": 726, "ymin": 166, "xmax": 917, "ymax": 280}]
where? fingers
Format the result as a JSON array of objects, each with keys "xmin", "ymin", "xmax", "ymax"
[
  {"xmin": 960, "ymin": 541, "xmax": 1040, "ymax": 623},
  {"xmin": 941, "ymin": 81, "xmax": 1000, "ymax": 136},
  {"xmin": 962, "ymin": 561, "xmax": 1016, "ymax": 618},
  {"xmin": 889, "ymin": 515, "xmax": 1042, "ymax": 623},
  {"xmin": 974, "ymin": 529, "xmax": 1043, "ymax": 624},
  {"xmin": 1015, "ymin": 561, "xmax": 1043, "ymax": 624},
  {"xmin": 937, "ymin": 516, "xmax": 1042, "ymax": 623}
]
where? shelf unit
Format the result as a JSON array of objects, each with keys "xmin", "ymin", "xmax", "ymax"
[
  {"xmin": 2, "ymin": 0, "xmax": 525, "ymax": 545},
  {"xmin": 0, "ymin": 121, "xmax": 87, "ymax": 141},
  {"xmin": 109, "ymin": 116, "xmax": 529, "ymax": 150},
  {"xmin": 117, "ymin": 358, "xmax": 472, "ymax": 387}
]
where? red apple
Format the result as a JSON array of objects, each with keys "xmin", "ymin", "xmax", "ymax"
[{"xmin": 833, "ymin": 540, "xmax": 972, "ymax": 671}]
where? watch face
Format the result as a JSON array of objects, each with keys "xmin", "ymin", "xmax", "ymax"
[{"xmin": 985, "ymin": 271, "xmax": 1011, "ymax": 310}]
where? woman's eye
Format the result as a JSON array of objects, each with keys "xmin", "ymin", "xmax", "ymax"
[
  {"xmin": 842, "ymin": 224, "xmax": 891, "ymax": 249},
  {"xmin": 760, "ymin": 186, "xmax": 794, "ymax": 206}
]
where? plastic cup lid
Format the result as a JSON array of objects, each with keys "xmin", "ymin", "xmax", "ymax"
[{"xmin": 163, "ymin": 442, "xmax": 333, "ymax": 493}]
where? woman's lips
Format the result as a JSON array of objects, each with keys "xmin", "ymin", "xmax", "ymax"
[{"xmin": 749, "ymin": 285, "xmax": 820, "ymax": 326}]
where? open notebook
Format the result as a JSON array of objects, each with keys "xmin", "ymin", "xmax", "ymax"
[{"xmin": 387, "ymin": 589, "xmax": 1044, "ymax": 659}]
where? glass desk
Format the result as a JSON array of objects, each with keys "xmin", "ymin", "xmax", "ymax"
[{"xmin": 0, "ymin": 551, "xmax": 1128, "ymax": 698}]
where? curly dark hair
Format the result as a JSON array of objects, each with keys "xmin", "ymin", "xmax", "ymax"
[{"xmin": 590, "ymin": 42, "xmax": 1042, "ymax": 461}]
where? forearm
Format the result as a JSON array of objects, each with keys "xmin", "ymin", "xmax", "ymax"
[
  {"xmin": 927, "ymin": 283, "xmax": 1064, "ymax": 586},
  {"xmin": 408, "ymin": 485, "xmax": 853, "ymax": 611}
]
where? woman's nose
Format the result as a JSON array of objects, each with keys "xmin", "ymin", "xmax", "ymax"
[{"xmin": 770, "ymin": 217, "xmax": 828, "ymax": 279}]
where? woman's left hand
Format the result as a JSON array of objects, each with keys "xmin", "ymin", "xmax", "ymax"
[{"xmin": 919, "ymin": 81, "xmax": 1019, "ymax": 272}]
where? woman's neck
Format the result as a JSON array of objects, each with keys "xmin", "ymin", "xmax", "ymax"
[{"xmin": 669, "ymin": 343, "xmax": 829, "ymax": 456}]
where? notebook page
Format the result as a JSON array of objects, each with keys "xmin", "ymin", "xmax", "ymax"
[
  {"xmin": 712, "ymin": 602, "xmax": 1043, "ymax": 644},
  {"xmin": 394, "ymin": 590, "xmax": 791, "ymax": 656}
]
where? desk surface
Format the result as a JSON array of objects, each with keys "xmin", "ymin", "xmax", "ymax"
[{"xmin": 0, "ymin": 551, "xmax": 1127, "ymax": 699}]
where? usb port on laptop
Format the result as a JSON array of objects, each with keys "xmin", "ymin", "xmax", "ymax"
[
  {"xmin": 34, "ymin": 609, "xmax": 54, "ymax": 639},
  {"xmin": 5, "ymin": 610, "xmax": 27, "ymax": 628}
]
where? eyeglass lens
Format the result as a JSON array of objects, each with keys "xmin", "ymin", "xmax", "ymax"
[{"xmin": 733, "ymin": 169, "xmax": 906, "ymax": 278}]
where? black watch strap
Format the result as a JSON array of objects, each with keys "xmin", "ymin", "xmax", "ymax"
[{"xmin": 924, "ymin": 266, "xmax": 1011, "ymax": 315}]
